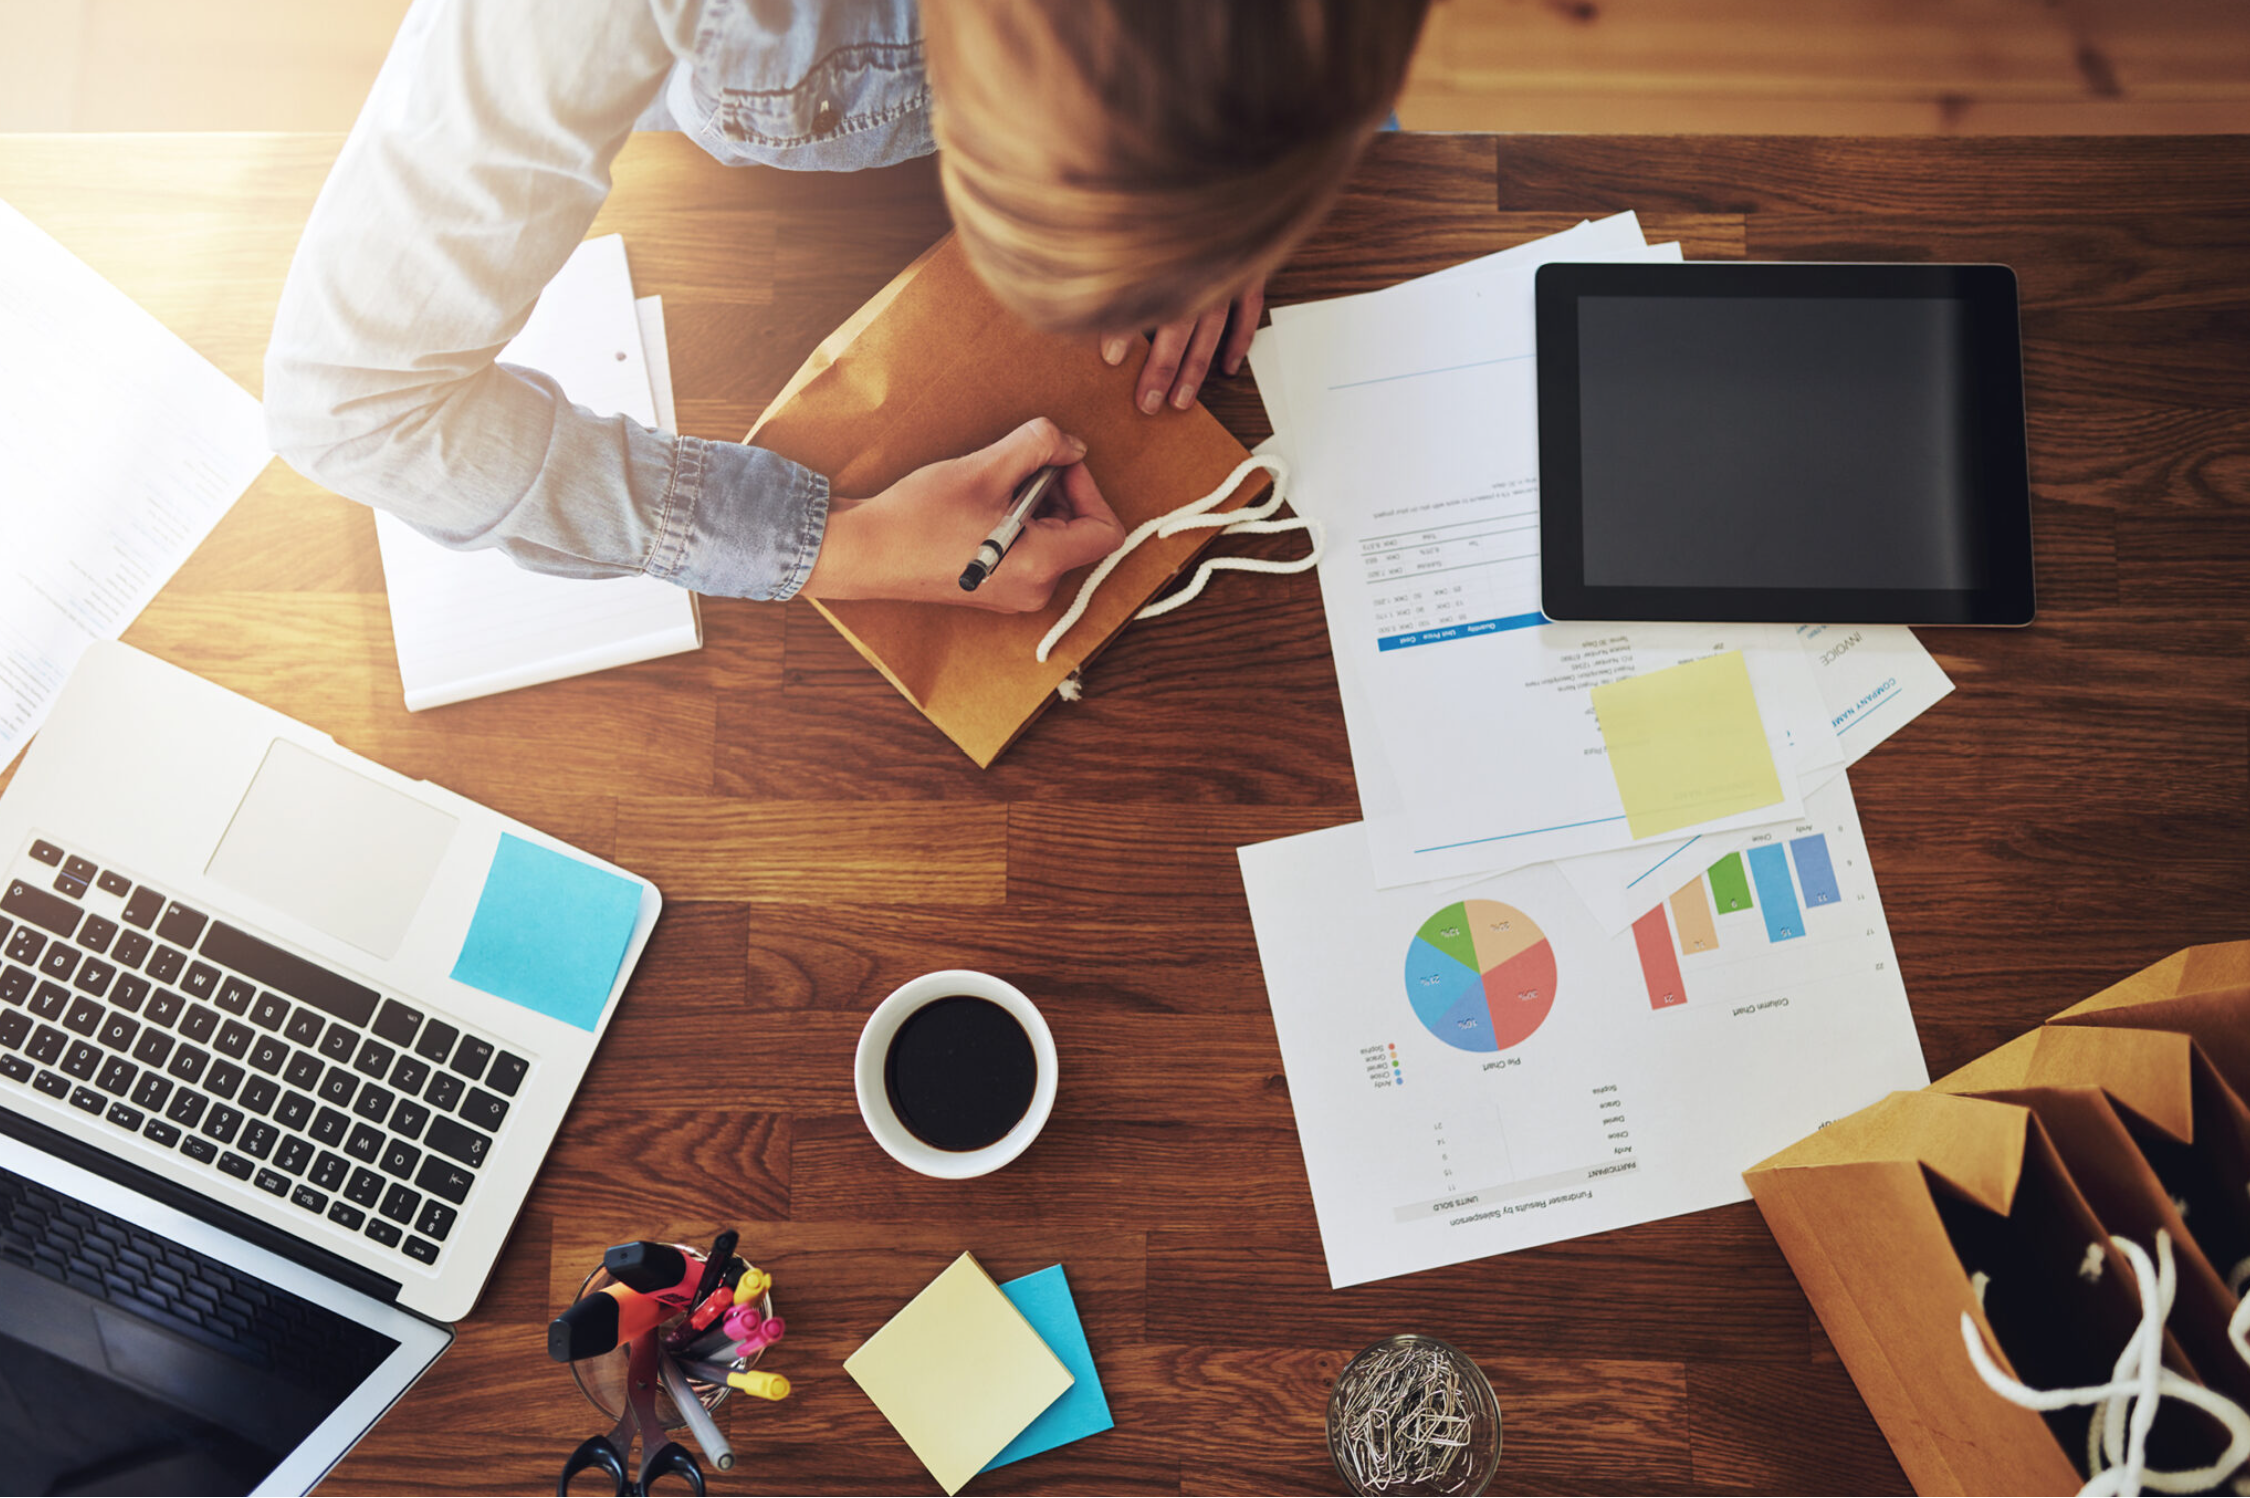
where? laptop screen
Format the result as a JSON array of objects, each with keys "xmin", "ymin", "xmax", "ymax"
[{"xmin": 0, "ymin": 1160, "xmax": 401, "ymax": 1495}]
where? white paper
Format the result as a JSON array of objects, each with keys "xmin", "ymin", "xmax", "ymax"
[
  {"xmin": 375, "ymin": 236, "xmax": 701, "ymax": 711},
  {"xmin": 1237, "ymin": 773, "xmax": 1927, "ymax": 1288},
  {"xmin": 0, "ymin": 198, "xmax": 272, "ymax": 770}
]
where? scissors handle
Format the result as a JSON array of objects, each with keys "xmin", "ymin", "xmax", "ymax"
[
  {"xmin": 637, "ymin": 1440, "xmax": 706, "ymax": 1495},
  {"xmin": 557, "ymin": 1434, "xmax": 631, "ymax": 1496}
]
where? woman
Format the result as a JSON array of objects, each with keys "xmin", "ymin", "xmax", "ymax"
[{"xmin": 265, "ymin": 0, "xmax": 1430, "ymax": 614}]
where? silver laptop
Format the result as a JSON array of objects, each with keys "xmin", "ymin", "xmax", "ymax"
[{"xmin": 0, "ymin": 641, "xmax": 661, "ymax": 1494}]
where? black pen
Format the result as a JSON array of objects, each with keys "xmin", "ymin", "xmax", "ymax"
[{"xmin": 959, "ymin": 465, "xmax": 1063, "ymax": 592}]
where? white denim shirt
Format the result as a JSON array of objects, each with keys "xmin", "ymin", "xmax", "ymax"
[{"xmin": 264, "ymin": 0, "xmax": 930, "ymax": 599}]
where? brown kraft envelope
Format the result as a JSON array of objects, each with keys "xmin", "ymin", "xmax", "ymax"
[{"xmin": 748, "ymin": 235, "xmax": 1269, "ymax": 767}]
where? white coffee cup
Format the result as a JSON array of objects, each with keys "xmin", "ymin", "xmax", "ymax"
[{"xmin": 854, "ymin": 969, "xmax": 1058, "ymax": 1180}]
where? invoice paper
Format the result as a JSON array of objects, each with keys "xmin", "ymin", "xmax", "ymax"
[
  {"xmin": 1237, "ymin": 773, "xmax": 1927, "ymax": 1288},
  {"xmin": 374, "ymin": 235, "xmax": 702, "ymax": 710},
  {"xmin": 0, "ymin": 198, "xmax": 272, "ymax": 771}
]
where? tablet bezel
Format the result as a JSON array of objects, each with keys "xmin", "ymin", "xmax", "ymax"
[{"xmin": 1535, "ymin": 261, "xmax": 2035, "ymax": 625}]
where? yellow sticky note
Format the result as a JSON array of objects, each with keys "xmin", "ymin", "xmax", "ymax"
[
  {"xmin": 1592, "ymin": 650, "xmax": 1786, "ymax": 840},
  {"xmin": 843, "ymin": 1252, "xmax": 1074, "ymax": 1495}
]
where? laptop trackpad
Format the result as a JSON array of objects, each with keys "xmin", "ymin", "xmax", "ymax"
[{"xmin": 207, "ymin": 740, "xmax": 458, "ymax": 961}]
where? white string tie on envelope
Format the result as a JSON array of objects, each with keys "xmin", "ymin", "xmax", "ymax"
[
  {"xmin": 1958, "ymin": 1230, "xmax": 2250, "ymax": 1496},
  {"xmin": 1035, "ymin": 454, "xmax": 1322, "ymax": 679}
]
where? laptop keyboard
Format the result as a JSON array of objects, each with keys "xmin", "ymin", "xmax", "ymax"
[
  {"xmin": 0, "ymin": 1160, "xmax": 397, "ymax": 1387},
  {"xmin": 0, "ymin": 837, "xmax": 534, "ymax": 1272}
]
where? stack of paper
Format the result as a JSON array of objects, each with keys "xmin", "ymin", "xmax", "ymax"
[
  {"xmin": 374, "ymin": 235, "xmax": 702, "ymax": 711},
  {"xmin": 0, "ymin": 198, "xmax": 272, "ymax": 771},
  {"xmin": 844, "ymin": 1254, "xmax": 1112, "ymax": 1494},
  {"xmin": 1234, "ymin": 214, "xmax": 1960, "ymax": 1289}
]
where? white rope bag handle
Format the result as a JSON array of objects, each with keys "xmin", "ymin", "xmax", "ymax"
[
  {"xmin": 1959, "ymin": 1230, "xmax": 2250, "ymax": 1496},
  {"xmin": 1034, "ymin": 453, "xmax": 1322, "ymax": 671}
]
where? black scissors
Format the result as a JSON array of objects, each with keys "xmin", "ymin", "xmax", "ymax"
[{"xmin": 558, "ymin": 1333, "xmax": 706, "ymax": 1495}]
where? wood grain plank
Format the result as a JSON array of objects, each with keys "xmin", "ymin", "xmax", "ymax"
[
  {"xmin": 614, "ymin": 798, "xmax": 1010, "ymax": 903},
  {"xmin": 1687, "ymin": 1361, "xmax": 1907, "ymax": 1493}
]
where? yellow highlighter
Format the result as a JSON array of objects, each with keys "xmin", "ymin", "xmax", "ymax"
[
  {"xmin": 726, "ymin": 1369, "xmax": 791, "ymax": 1401},
  {"xmin": 732, "ymin": 1266, "xmax": 773, "ymax": 1305}
]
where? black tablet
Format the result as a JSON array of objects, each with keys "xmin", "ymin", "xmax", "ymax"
[{"xmin": 1535, "ymin": 262, "xmax": 2034, "ymax": 625}]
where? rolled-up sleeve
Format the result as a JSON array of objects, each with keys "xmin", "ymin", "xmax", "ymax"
[{"xmin": 264, "ymin": 0, "xmax": 825, "ymax": 600}]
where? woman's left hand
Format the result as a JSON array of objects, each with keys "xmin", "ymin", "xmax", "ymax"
[{"xmin": 1101, "ymin": 276, "xmax": 1266, "ymax": 415}]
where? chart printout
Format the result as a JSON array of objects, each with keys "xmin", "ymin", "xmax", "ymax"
[
  {"xmin": 0, "ymin": 199, "xmax": 271, "ymax": 771},
  {"xmin": 1237, "ymin": 774, "xmax": 1926, "ymax": 1288}
]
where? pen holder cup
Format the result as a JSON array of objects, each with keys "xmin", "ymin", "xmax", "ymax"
[{"xmin": 567, "ymin": 1252, "xmax": 775, "ymax": 1429}]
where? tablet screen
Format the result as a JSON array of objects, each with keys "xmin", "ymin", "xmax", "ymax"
[
  {"xmin": 1578, "ymin": 295, "xmax": 1987, "ymax": 591},
  {"xmin": 1535, "ymin": 262, "xmax": 2034, "ymax": 626}
]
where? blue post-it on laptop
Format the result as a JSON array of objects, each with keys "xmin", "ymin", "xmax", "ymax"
[
  {"xmin": 449, "ymin": 834, "xmax": 641, "ymax": 1032},
  {"xmin": 983, "ymin": 1265, "xmax": 1114, "ymax": 1471}
]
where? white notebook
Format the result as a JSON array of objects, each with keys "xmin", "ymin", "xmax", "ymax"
[{"xmin": 375, "ymin": 234, "xmax": 702, "ymax": 711}]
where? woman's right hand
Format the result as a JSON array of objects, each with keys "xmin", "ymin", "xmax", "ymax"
[{"xmin": 802, "ymin": 417, "xmax": 1127, "ymax": 612}]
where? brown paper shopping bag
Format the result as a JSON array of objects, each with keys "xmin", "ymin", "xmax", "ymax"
[
  {"xmin": 2046, "ymin": 939, "xmax": 2250, "ymax": 1103},
  {"xmin": 1745, "ymin": 1089, "xmax": 2224, "ymax": 1494},
  {"xmin": 748, "ymin": 236, "xmax": 1269, "ymax": 767}
]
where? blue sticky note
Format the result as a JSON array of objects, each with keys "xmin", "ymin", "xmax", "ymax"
[
  {"xmin": 449, "ymin": 834, "xmax": 642, "ymax": 1031},
  {"xmin": 984, "ymin": 1265, "xmax": 1113, "ymax": 1471}
]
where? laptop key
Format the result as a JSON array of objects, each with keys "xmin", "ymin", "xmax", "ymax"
[
  {"xmin": 378, "ymin": 1182, "xmax": 420, "ymax": 1225},
  {"xmin": 371, "ymin": 999, "xmax": 421, "ymax": 1046},
  {"xmin": 146, "ymin": 946, "xmax": 185, "ymax": 984},
  {"xmin": 351, "ymin": 1084, "xmax": 394, "ymax": 1124},
  {"xmin": 105, "ymin": 1102, "xmax": 143, "ymax": 1132},
  {"xmin": 28, "ymin": 1024, "xmax": 67, "ymax": 1065},
  {"xmin": 290, "ymin": 1185, "xmax": 327, "ymax": 1214},
  {"xmin": 390, "ymin": 1099, "xmax": 429, "ymax": 1141},
  {"xmin": 39, "ymin": 947, "xmax": 79, "ymax": 983},
  {"xmin": 239, "ymin": 1076, "xmax": 279, "ymax": 1116},
  {"xmin": 486, "ymin": 1052, "xmax": 529, "ymax": 1097},
  {"xmin": 327, "ymin": 1201, "xmax": 364, "ymax": 1230},
  {"xmin": 413, "ymin": 1199, "xmax": 457, "ymax": 1241},
  {"xmin": 389, "ymin": 1055, "xmax": 430, "ymax": 1094},
  {"xmin": 449, "ymin": 1035, "xmax": 493, "ymax": 1081},
  {"xmin": 98, "ymin": 1013, "xmax": 138, "ymax": 1052},
  {"xmin": 157, "ymin": 903, "xmax": 207, "ymax": 948},
  {"xmin": 318, "ymin": 1026, "xmax": 356, "ymax": 1062},
  {"xmin": 109, "ymin": 973, "xmax": 148, "ymax": 1011},
  {"xmin": 29, "ymin": 840, "xmax": 63, "ymax": 867},
  {"xmin": 353, "ymin": 1038, "xmax": 395, "ymax": 1079},
  {"xmin": 214, "ymin": 1151, "xmax": 252, "ymax": 1181},
  {"xmin": 62, "ymin": 856, "xmax": 97, "ymax": 885},
  {"xmin": 202, "ymin": 1104, "xmax": 243, "ymax": 1144},
  {"xmin": 32, "ymin": 1069, "xmax": 70, "ymax": 1099},
  {"xmin": 62, "ymin": 1041, "xmax": 101, "ymax": 1080},
  {"xmin": 68, "ymin": 1085, "xmax": 103, "ymax": 1114},
  {"xmin": 180, "ymin": 1134, "xmax": 216, "ymax": 1164},
  {"xmin": 166, "ymin": 1046, "xmax": 208, "ymax": 1086},
  {"xmin": 274, "ymin": 1135, "xmax": 313, "ymax": 1175},
  {"xmin": 177, "ymin": 1004, "xmax": 218, "ymax": 1043},
  {"xmin": 283, "ymin": 1009, "xmax": 322, "ymax": 1046},
  {"xmin": 142, "ymin": 1118, "xmax": 179, "ymax": 1148},
  {"xmin": 3, "ymin": 882, "xmax": 81, "ymax": 939},
  {"xmin": 274, "ymin": 1091, "xmax": 314, "ymax": 1131},
  {"xmin": 95, "ymin": 1057, "xmax": 136, "ymax": 1096},
  {"xmin": 62, "ymin": 997, "xmax": 101, "ymax": 1037},
  {"xmin": 96, "ymin": 870, "xmax": 131, "ymax": 897},
  {"xmin": 0, "ymin": 1011, "xmax": 27, "ymax": 1049},
  {"xmin": 344, "ymin": 1167, "xmax": 384, "ymax": 1207},
  {"xmin": 216, "ymin": 977, "xmax": 256, "ymax": 1016},
  {"xmin": 76, "ymin": 916, "xmax": 116, "ymax": 955},
  {"xmin": 240, "ymin": 1121, "xmax": 279, "ymax": 1160},
  {"xmin": 181, "ymin": 963, "xmax": 219, "ymax": 1002},
  {"xmin": 249, "ymin": 992, "xmax": 290, "ymax": 1031},
  {"xmin": 120, "ymin": 888, "xmax": 163, "ymax": 928},
  {"xmin": 132, "ymin": 1031, "xmax": 172, "ymax": 1069},
  {"xmin": 144, "ymin": 988, "xmax": 184, "ymax": 1027},
  {"xmin": 458, "ymin": 1088, "xmax": 509, "ymax": 1132},
  {"xmin": 424, "ymin": 1072, "xmax": 464, "ymax": 1112},
  {"xmin": 204, "ymin": 1061, "xmax": 244, "ymax": 1100},
  {"xmin": 344, "ymin": 1123, "xmax": 384, "ymax": 1163},
  {"xmin": 424, "ymin": 1115, "xmax": 491, "ymax": 1169},
  {"xmin": 379, "ymin": 1138, "xmax": 420, "ymax": 1180},
  {"xmin": 0, "ymin": 1054, "xmax": 32, "ymax": 1083},
  {"xmin": 402, "ymin": 1235, "xmax": 440, "ymax": 1265},
  {"xmin": 413, "ymin": 1018, "xmax": 458, "ymax": 1066},
  {"xmin": 53, "ymin": 873, "xmax": 89, "ymax": 900},
  {"xmin": 165, "ymin": 1089, "xmax": 208, "ymax": 1129},
  {"xmin": 309, "ymin": 1107, "xmax": 347, "ymax": 1146},
  {"xmin": 1, "ymin": 965, "xmax": 31, "ymax": 1005},
  {"xmin": 283, "ymin": 1050, "xmax": 323, "ymax": 1090},
  {"xmin": 131, "ymin": 1074, "xmax": 171, "ymax": 1112},
  {"xmin": 5, "ymin": 929, "xmax": 41, "ymax": 966},
  {"xmin": 111, "ymin": 931, "xmax": 152, "ymax": 971},
  {"xmin": 247, "ymin": 1034, "xmax": 287, "ymax": 1074},
  {"xmin": 214, "ymin": 1019, "xmax": 252, "ymax": 1060},
  {"xmin": 311, "ymin": 1151, "xmax": 349, "ymax": 1191},
  {"xmin": 72, "ymin": 959, "xmax": 114, "ymax": 997},
  {"xmin": 364, "ymin": 1219, "xmax": 402, "ymax": 1248},
  {"xmin": 317, "ymin": 1067, "xmax": 358, "ymax": 1109}
]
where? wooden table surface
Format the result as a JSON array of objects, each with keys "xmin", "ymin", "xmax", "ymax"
[{"xmin": 1, "ymin": 130, "xmax": 2245, "ymax": 1495}]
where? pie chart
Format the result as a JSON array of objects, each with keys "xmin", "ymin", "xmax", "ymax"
[{"xmin": 1403, "ymin": 900, "xmax": 1557, "ymax": 1053}]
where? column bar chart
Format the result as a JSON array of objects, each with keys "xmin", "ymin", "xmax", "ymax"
[
  {"xmin": 1789, "ymin": 833, "xmax": 1842, "ymax": 907},
  {"xmin": 1746, "ymin": 844, "xmax": 1804, "ymax": 943}
]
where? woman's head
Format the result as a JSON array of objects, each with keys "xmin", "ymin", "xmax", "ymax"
[{"xmin": 925, "ymin": 0, "xmax": 1431, "ymax": 334}]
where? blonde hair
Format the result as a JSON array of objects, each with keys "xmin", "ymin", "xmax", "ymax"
[{"xmin": 925, "ymin": 0, "xmax": 1431, "ymax": 334}]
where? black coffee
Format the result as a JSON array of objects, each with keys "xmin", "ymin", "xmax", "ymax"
[{"xmin": 883, "ymin": 995, "xmax": 1037, "ymax": 1153}]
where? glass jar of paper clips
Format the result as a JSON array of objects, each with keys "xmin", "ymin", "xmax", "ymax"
[
  {"xmin": 1326, "ymin": 1334, "xmax": 1503, "ymax": 1496},
  {"xmin": 568, "ymin": 1248, "xmax": 783, "ymax": 1441}
]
